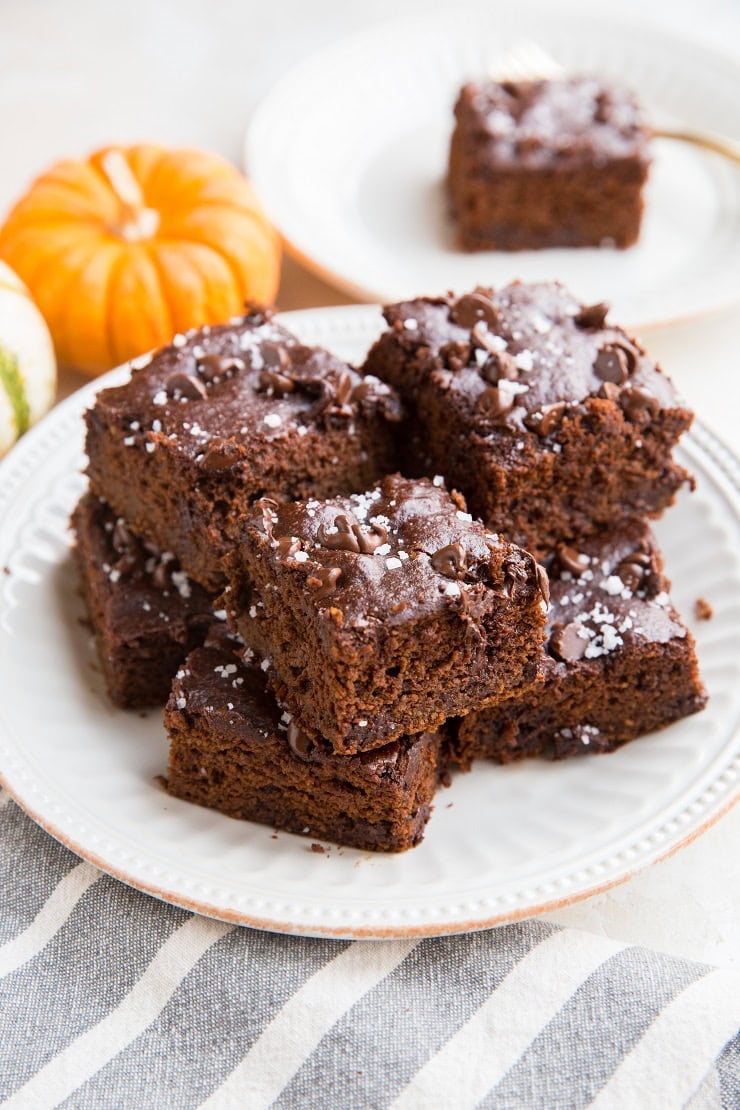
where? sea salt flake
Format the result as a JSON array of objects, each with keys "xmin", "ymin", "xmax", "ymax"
[
  {"xmin": 172, "ymin": 334, "xmax": 187, "ymax": 348},
  {"xmin": 432, "ymin": 475, "xmax": 445, "ymax": 487},
  {"xmin": 263, "ymin": 413, "xmax": 282, "ymax": 429},
  {"xmin": 145, "ymin": 442, "xmax": 156, "ymax": 454},
  {"xmin": 515, "ymin": 349, "xmax": 534, "ymax": 371},
  {"xmin": 176, "ymin": 696, "xmax": 187, "ymax": 709},
  {"xmin": 123, "ymin": 436, "xmax": 135, "ymax": 447},
  {"xmin": 375, "ymin": 543, "xmax": 391, "ymax": 557},
  {"xmin": 260, "ymin": 658, "xmax": 271, "ymax": 672},
  {"xmin": 152, "ymin": 390, "xmax": 167, "ymax": 406},
  {"xmin": 386, "ymin": 557, "xmax": 403, "ymax": 570},
  {"xmin": 171, "ymin": 570, "xmax": 192, "ymax": 599},
  {"xmin": 293, "ymin": 550, "xmax": 309, "ymax": 563},
  {"xmin": 151, "ymin": 419, "xmax": 162, "ymax": 433},
  {"xmin": 456, "ymin": 510, "xmax": 473, "ymax": 522}
]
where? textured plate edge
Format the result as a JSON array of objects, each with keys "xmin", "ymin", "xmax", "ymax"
[
  {"xmin": 243, "ymin": 7, "xmax": 740, "ymax": 329},
  {"xmin": 0, "ymin": 306, "xmax": 738, "ymax": 938}
]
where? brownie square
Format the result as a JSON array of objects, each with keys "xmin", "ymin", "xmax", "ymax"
[
  {"xmin": 72, "ymin": 493, "xmax": 215, "ymax": 708},
  {"xmin": 165, "ymin": 638, "xmax": 445, "ymax": 852},
  {"xmin": 223, "ymin": 474, "xmax": 548, "ymax": 754},
  {"xmin": 363, "ymin": 282, "xmax": 694, "ymax": 556},
  {"xmin": 453, "ymin": 520, "xmax": 707, "ymax": 766},
  {"xmin": 448, "ymin": 77, "xmax": 650, "ymax": 251},
  {"xmin": 85, "ymin": 307, "xmax": 403, "ymax": 590}
]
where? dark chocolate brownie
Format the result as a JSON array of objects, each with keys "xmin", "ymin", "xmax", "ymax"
[
  {"xmin": 165, "ymin": 636, "xmax": 446, "ymax": 852},
  {"xmin": 448, "ymin": 77, "xmax": 650, "ymax": 250},
  {"xmin": 85, "ymin": 307, "xmax": 403, "ymax": 590},
  {"xmin": 363, "ymin": 282, "xmax": 694, "ymax": 555},
  {"xmin": 453, "ymin": 520, "xmax": 707, "ymax": 766},
  {"xmin": 72, "ymin": 493, "xmax": 215, "ymax": 707},
  {"xmin": 223, "ymin": 474, "xmax": 548, "ymax": 753}
]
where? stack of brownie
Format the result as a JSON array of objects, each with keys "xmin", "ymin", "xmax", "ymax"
[{"xmin": 75, "ymin": 284, "xmax": 706, "ymax": 852}]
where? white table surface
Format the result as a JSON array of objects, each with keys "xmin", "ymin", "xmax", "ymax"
[{"xmin": 0, "ymin": 0, "xmax": 737, "ymax": 965}]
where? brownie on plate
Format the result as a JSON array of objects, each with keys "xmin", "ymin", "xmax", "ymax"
[
  {"xmin": 72, "ymin": 493, "xmax": 214, "ymax": 708},
  {"xmin": 453, "ymin": 520, "xmax": 707, "ymax": 766},
  {"xmin": 447, "ymin": 77, "xmax": 650, "ymax": 251},
  {"xmin": 165, "ymin": 636, "xmax": 446, "ymax": 852},
  {"xmin": 85, "ymin": 308, "xmax": 403, "ymax": 590},
  {"xmin": 223, "ymin": 474, "xmax": 548, "ymax": 753},
  {"xmin": 363, "ymin": 283, "xmax": 694, "ymax": 556}
]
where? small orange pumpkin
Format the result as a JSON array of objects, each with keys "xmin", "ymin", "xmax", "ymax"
[{"xmin": 0, "ymin": 144, "xmax": 281, "ymax": 375}]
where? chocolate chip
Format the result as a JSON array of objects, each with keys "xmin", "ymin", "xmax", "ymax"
[
  {"xmin": 480, "ymin": 351, "xmax": 519, "ymax": 384},
  {"xmin": 317, "ymin": 516, "xmax": 387, "ymax": 554},
  {"xmin": 615, "ymin": 558, "xmax": 647, "ymax": 592},
  {"xmin": 451, "ymin": 291, "xmax": 499, "ymax": 330},
  {"xmin": 200, "ymin": 438, "xmax": 242, "ymax": 471},
  {"xmin": 471, "ymin": 321, "xmax": 503, "ymax": 354},
  {"xmin": 477, "ymin": 385, "xmax": 514, "ymax": 418},
  {"xmin": 307, "ymin": 566, "xmax": 342, "ymax": 600},
  {"xmin": 360, "ymin": 741, "xmax": 400, "ymax": 771},
  {"xmin": 536, "ymin": 563, "xmax": 550, "ymax": 606},
  {"xmin": 620, "ymin": 386, "xmax": 660, "ymax": 422},
  {"xmin": 440, "ymin": 341, "xmax": 472, "ymax": 371},
  {"xmin": 594, "ymin": 345, "xmax": 630, "ymax": 385},
  {"xmin": 526, "ymin": 402, "xmax": 566, "ymax": 436},
  {"xmin": 502, "ymin": 553, "xmax": 530, "ymax": 598},
  {"xmin": 551, "ymin": 621, "xmax": 589, "ymax": 663},
  {"xmin": 257, "ymin": 369, "xmax": 295, "ymax": 395},
  {"xmin": 165, "ymin": 372, "xmax": 208, "ymax": 400},
  {"xmin": 262, "ymin": 343, "xmax": 291, "ymax": 372},
  {"xmin": 276, "ymin": 536, "xmax": 301, "ymax": 560},
  {"xmin": 575, "ymin": 302, "xmax": 609, "ymax": 329},
  {"xmin": 431, "ymin": 543, "xmax": 467, "ymax": 580},
  {"xmin": 287, "ymin": 721, "xmax": 314, "ymax": 761},
  {"xmin": 599, "ymin": 381, "xmax": 621, "ymax": 402},
  {"xmin": 556, "ymin": 544, "xmax": 590, "ymax": 577},
  {"xmin": 197, "ymin": 354, "xmax": 246, "ymax": 382},
  {"xmin": 112, "ymin": 518, "xmax": 135, "ymax": 555},
  {"xmin": 151, "ymin": 560, "xmax": 171, "ymax": 591}
]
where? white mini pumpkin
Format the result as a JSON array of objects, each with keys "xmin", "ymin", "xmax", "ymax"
[{"xmin": 0, "ymin": 260, "xmax": 56, "ymax": 456}]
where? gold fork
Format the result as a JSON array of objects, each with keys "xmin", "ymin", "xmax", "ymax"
[{"xmin": 492, "ymin": 41, "xmax": 740, "ymax": 164}]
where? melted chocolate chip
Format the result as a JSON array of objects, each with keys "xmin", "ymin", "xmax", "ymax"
[
  {"xmin": 276, "ymin": 536, "xmax": 301, "ymax": 560},
  {"xmin": 200, "ymin": 438, "xmax": 242, "ymax": 471},
  {"xmin": 317, "ymin": 515, "xmax": 387, "ymax": 555},
  {"xmin": 480, "ymin": 351, "xmax": 519, "ymax": 384},
  {"xmin": 451, "ymin": 291, "xmax": 499, "ymax": 330},
  {"xmin": 360, "ymin": 741, "xmax": 401, "ymax": 772},
  {"xmin": 502, "ymin": 553, "xmax": 530, "ymax": 598},
  {"xmin": 620, "ymin": 386, "xmax": 660, "ymax": 422},
  {"xmin": 151, "ymin": 560, "xmax": 171, "ymax": 591},
  {"xmin": 197, "ymin": 354, "xmax": 246, "ymax": 382},
  {"xmin": 165, "ymin": 372, "xmax": 208, "ymax": 401},
  {"xmin": 556, "ymin": 544, "xmax": 590, "ymax": 577},
  {"xmin": 477, "ymin": 385, "xmax": 514, "ymax": 418},
  {"xmin": 526, "ymin": 402, "xmax": 566, "ymax": 436},
  {"xmin": 112, "ymin": 518, "xmax": 135, "ymax": 555},
  {"xmin": 575, "ymin": 302, "xmax": 609, "ymax": 329},
  {"xmin": 262, "ymin": 343, "xmax": 290, "ymax": 372},
  {"xmin": 471, "ymin": 321, "xmax": 503, "ymax": 354},
  {"xmin": 431, "ymin": 542, "xmax": 467, "ymax": 580},
  {"xmin": 594, "ymin": 345, "xmax": 630, "ymax": 385},
  {"xmin": 536, "ymin": 563, "xmax": 550, "ymax": 606},
  {"xmin": 599, "ymin": 381, "xmax": 621, "ymax": 402},
  {"xmin": 307, "ymin": 566, "xmax": 342, "ymax": 600},
  {"xmin": 615, "ymin": 557, "xmax": 648, "ymax": 592},
  {"xmin": 287, "ymin": 721, "xmax": 314, "ymax": 761},
  {"xmin": 551, "ymin": 621, "xmax": 589, "ymax": 662},
  {"xmin": 258, "ymin": 369, "xmax": 295, "ymax": 396},
  {"xmin": 440, "ymin": 341, "xmax": 472, "ymax": 371}
]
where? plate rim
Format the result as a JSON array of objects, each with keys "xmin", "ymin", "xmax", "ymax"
[
  {"xmin": 244, "ymin": 4, "xmax": 740, "ymax": 329},
  {"xmin": 0, "ymin": 303, "xmax": 739, "ymax": 939}
]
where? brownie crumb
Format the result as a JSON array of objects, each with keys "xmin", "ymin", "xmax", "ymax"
[
  {"xmin": 2, "ymin": 566, "xmax": 10, "ymax": 576},
  {"xmin": 310, "ymin": 842, "xmax": 326, "ymax": 854},
  {"xmin": 694, "ymin": 598, "xmax": 713, "ymax": 621}
]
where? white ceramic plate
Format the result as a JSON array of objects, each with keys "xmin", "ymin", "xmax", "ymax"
[
  {"xmin": 244, "ymin": 5, "xmax": 740, "ymax": 328},
  {"xmin": 1, "ymin": 306, "xmax": 739, "ymax": 939}
]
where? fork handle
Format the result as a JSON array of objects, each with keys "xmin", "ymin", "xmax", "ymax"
[{"xmin": 654, "ymin": 127, "xmax": 740, "ymax": 163}]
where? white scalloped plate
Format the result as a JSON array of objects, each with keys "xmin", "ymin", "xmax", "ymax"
[
  {"xmin": 244, "ymin": 6, "xmax": 740, "ymax": 328},
  {"xmin": 0, "ymin": 306, "xmax": 739, "ymax": 938}
]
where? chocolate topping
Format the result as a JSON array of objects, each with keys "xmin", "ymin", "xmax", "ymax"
[
  {"xmin": 620, "ymin": 386, "xmax": 660, "ymax": 422},
  {"xmin": 307, "ymin": 566, "xmax": 342, "ymax": 600},
  {"xmin": 200, "ymin": 438, "xmax": 242, "ymax": 471},
  {"xmin": 166, "ymin": 372, "xmax": 208, "ymax": 401},
  {"xmin": 197, "ymin": 354, "xmax": 246, "ymax": 382},
  {"xmin": 593, "ymin": 345, "xmax": 630, "ymax": 385},
  {"xmin": 257, "ymin": 369, "xmax": 295, "ymax": 396}
]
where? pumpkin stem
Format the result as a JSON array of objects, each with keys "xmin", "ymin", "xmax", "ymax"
[{"xmin": 100, "ymin": 149, "xmax": 160, "ymax": 242}]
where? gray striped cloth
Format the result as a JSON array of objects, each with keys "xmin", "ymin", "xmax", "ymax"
[{"xmin": 1, "ymin": 789, "xmax": 737, "ymax": 1109}]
